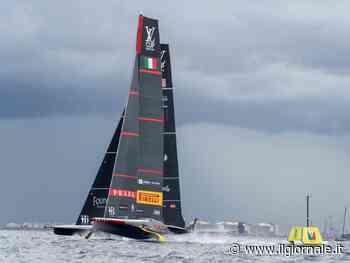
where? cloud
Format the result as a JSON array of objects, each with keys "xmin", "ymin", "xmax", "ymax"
[
  {"xmin": 178, "ymin": 122, "xmax": 350, "ymax": 232},
  {"xmin": 1, "ymin": 0, "xmax": 350, "ymax": 135}
]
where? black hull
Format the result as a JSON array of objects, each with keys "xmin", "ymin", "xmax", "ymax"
[
  {"xmin": 167, "ymin": 226, "xmax": 188, "ymax": 234},
  {"xmin": 94, "ymin": 223, "xmax": 153, "ymax": 240},
  {"xmin": 53, "ymin": 227, "xmax": 88, "ymax": 236}
]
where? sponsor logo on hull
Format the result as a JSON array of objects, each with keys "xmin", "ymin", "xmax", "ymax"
[{"xmin": 136, "ymin": 190, "xmax": 163, "ymax": 206}]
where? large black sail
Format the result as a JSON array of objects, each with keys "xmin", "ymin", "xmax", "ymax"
[
  {"xmin": 136, "ymin": 16, "xmax": 164, "ymax": 221},
  {"xmin": 76, "ymin": 113, "xmax": 124, "ymax": 225},
  {"xmin": 161, "ymin": 44, "xmax": 185, "ymax": 228},
  {"xmin": 104, "ymin": 15, "xmax": 164, "ymax": 221}
]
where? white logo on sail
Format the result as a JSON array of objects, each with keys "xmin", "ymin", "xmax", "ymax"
[
  {"xmin": 162, "ymin": 185, "xmax": 170, "ymax": 192},
  {"xmin": 145, "ymin": 26, "xmax": 155, "ymax": 51},
  {"xmin": 108, "ymin": 206, "xmax": 115, "ymax": 216},
  {"xmin": 80, "ymin": 215, "xmax": 89, "ymax": 224},
  {"xmin": 162, "ymin": 96, "xmax": 168, "ymax": 109},
  {"xmin": 160, "ymin": 50, "xmax": 166, "ymax": 72},
  {"xmin": 164, "ymin": 154, "xmax": 168, "ymax": 162},
  {"xmin": 138, "ymin": 178, "xmax": 160, "ymax": 186},
  {"xmin": 92, "ymin": 196, "xmax": 106, "ymax": 208}
]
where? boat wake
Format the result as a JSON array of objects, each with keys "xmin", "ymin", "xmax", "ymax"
[{"xmin": 166, "ymin": 232, "xmax": 241, "ymax": 244}]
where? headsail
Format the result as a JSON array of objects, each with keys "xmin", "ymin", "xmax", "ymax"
[
  {"xmin": 104, "ymin": 15, "xmax": 164, "ymax": 222},
  {"xmin": 76, "ymin": 112, "xmax": 124, "ymax": 225},
  {"xmin": 161, "ymin": 44, "xmax": 186, "ymax": 228},
  {"xmin": 54, "ymin": 112, "xmax": 124, "ymax": 235}
]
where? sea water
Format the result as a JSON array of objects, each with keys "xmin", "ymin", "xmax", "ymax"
[{"xmin": 0, "ymin": 229, "xmax": 349, "ymax": 262}]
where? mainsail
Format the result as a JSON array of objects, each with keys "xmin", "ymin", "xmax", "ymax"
[
  {"xmin": 161, "ymin": 44, "xmax": 186, "ymax": 229},
  {"xmin": 76, "ymin": 113, "xmax": 124, "ymax": 225},
  {"xmin": 103, "ymin": 15, "xmax": 164, "ymax": 222}
]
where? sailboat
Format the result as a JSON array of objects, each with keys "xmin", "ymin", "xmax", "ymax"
[
  {"xmin": 93, "ymin": 15, "xmax": 191, "ymax": 241},
  {"xmin": 54, "ymin": 15, "xmax": 193, "ymax": 241},
  {"xmin": 287, "ymin": 194, "xmax": 323, "ymax": 245},
  {"xmin": 53, "ymin": 113, "xmax": 124, "ymax": 236},
  {"xmin": 336, "ymin": 206, "xmax": 350, "ymax": 241}
]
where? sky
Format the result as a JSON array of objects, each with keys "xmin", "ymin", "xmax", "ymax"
[{"xmin": 1, "ymin": 0, "xmax": 350, "ymax": 233}]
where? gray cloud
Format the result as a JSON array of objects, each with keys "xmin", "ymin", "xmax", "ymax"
[{"xmin": 1, "ymin": 1, "xmax": 350, "ymax": 134}]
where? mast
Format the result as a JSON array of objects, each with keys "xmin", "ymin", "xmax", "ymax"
[
  {"xmin": 161, "ymin": 44, "xmax": 185, "ymax": 228},
  {"xmin": 306, "ymin": 194, "xmax": 310, "ymax": 227},
  {"xmin": 76, "ymin": 112, "xmax": 124, "ymax": 225},
  {"xmin": 343, "ymin": 206, "xmax": 347, "ymax": 236}
]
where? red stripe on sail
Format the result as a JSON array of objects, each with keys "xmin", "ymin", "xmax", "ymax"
[
  {"xmin": 136, "ymin": 15, "xmax": 143, "ymax": 54},
  {"xmin": 153, "ymin": 58, "xmax": 157, "ymax": 69},
  {"xmin": 139, "ymin": 69, "xmax": 162, "ymax": 75},
  {"xmin": 138, "ymin": 117, "xmax": 164, "ymax": 123},
  {"xmin": 129, "ymin": 90, "xmax": 139, "ymax": 96},
  {"xmin": 138, "ymin": 168, "xmax": 163, "ymax": 176},
  {"xmin": 108, "ymin": 188, "xmax": 136, "ymax": 198},
  {"xmin": 121, "ymin": 131, "xmax": 139, "ymax": 137},
  {"xmin": 113, "ymin": 173, "xmax": 137, "ymax": 180}
]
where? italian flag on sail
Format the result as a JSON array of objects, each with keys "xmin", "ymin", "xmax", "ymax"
[{"xmin": 142, "ymin": 56, "xmax": 158, "ymax": 70}]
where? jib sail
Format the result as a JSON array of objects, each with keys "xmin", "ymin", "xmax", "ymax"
[{"xmin": 76, "ymin": 112, "xmax": 124, "ymax": 225}]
